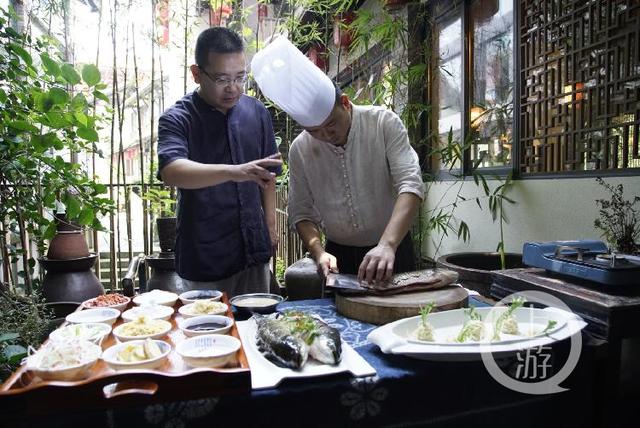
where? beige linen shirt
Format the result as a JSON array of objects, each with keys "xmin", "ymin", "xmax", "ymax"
[{"xmin": 287, "ymin": 104, "xmax": 424, "ymax": 247}]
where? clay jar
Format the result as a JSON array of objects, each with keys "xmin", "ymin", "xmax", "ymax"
[
  {"xmin": 46, "ymin": 213, "xmax": 90, "ymax": 260},
  {"xmin": 47, "ymin": 231, "xmax": 90, "ymax": 260}
]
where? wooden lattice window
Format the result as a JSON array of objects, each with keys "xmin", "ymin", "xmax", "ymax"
[{"xmin": 520, "ymin": 0, "xmax": 640, "ymax": 174}]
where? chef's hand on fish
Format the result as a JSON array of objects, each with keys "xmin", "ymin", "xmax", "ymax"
[
  {"xmin": 233, "ymin": 154, "xmax": 282, "ymax": 189},
  {"xmin": 316, "ymin": 251, "xmax": 338, "ymax": 278},
  {"xmin": 358, "ymin": 243, "xmax": 395, "ymax": 284}
]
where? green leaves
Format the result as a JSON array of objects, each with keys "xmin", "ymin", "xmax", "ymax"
[
  {"xmin": 8, "ymin": 120, "xmax": 39, "ymax": 133},
  {"xmin": 43, "ymin": 222, "xmax": 57, "ymax": 240},
  {"xmin": 60, "ymin": 63, "xmax": 81, "ymax": 85},
  {"xmin": 71, "ymin": 93, "xmax": 88, "ymax": 111},
  {"xmin": 82, "ymin": 64, "xmax": 101, "ymax": 86},
  {"xmin": 8, "ymin": 42, "xmax": 33, "ymax": 66},
  {"xmin": 74, "ymin": 111, "xmax": 88, "ymax": 127},
  {"xmin": 40, "ymin": 53, "xmax": 61, "ymax": 77},
  {"xmin": 93, "ymin": 90, "xmax": 110, "ymax": 103},
  {"xmin": 78, "ymin": 208, "xmax": 95, "ymax": 226},
  {"xmin": 48, "ymin": 87, "xmax": 69, "ymax": 105},
  {"xmin": 77, "ymin": 126, "xmax": 99, "ymax": 142},
  {"xmin": 64, "ymin": 194, "xmax": 81, "ymax": 218}
]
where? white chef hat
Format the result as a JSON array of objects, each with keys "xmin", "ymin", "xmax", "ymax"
[{"xmin": 251, "ymin": 36, "xmax": 336, "ymax": 128}]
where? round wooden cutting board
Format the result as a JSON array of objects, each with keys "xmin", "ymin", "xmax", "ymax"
[{"xmin": 335, "ymin": 285, "xmax": 468, "ymax": 325}]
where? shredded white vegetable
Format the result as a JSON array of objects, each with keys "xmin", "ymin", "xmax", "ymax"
[{"xmin": 32, "ymin": 339, "xmax": 100, "ymax": 369}]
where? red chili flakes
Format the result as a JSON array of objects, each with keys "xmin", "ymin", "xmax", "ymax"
[{"xmin": 86, "ymin": 293, "xmax": 129, "ymax": 307}]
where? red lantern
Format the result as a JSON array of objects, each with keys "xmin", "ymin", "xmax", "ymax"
[
  {"xmin": 307, "ymin": 44, "xmax": 327, "ymax": 71},
  {"xmin": 210, "ymin": 3, "xmax": 232, "ymax": 26},
  {"xmin": 156, "ymin": 0, "xmax": 170, "ymax": 46},
  {"xmin": 258, "ymin": 4, "xmax": 268, "ymax": 22},
  {"xmin": 333, "ymin": 12, "xmax": 355, "ymax": 48}
]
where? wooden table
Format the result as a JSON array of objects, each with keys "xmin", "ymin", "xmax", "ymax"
[{"xmin": 2, "ymin": 296, "xmax": 600, "ymax": 428}]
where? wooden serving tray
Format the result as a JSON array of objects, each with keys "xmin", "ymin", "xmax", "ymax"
[{"xmin": 0, "ymin": 293, "xmax": 250, "ymax": 416}]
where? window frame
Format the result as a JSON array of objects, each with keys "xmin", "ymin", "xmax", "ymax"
[
  {"xmin": 426, "ymin": 0, "xmax": 516, "ymax": 180},
  {"xmin": 425, "ymin": 0, "xmax": 640, "ymax": 180}
]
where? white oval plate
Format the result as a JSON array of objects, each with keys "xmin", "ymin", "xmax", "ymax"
[
  {"xmin": 393, "ymin": 306, "xmax": 566, "ymax": 346},
  {"xmin": 368, "ymin": 307, "xmax": 587, "ymax": 362}
]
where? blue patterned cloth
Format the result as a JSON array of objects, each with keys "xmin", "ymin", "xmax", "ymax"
[{"xmin": 10, "ymin": 297, "xmax": 595, "ymax": 428}]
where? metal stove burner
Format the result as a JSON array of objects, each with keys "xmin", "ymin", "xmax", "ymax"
[
  {"xmin": 523, "ymin": 240, "xmax": 640, "ymax": 285},
  {"xmin": 595, "ymin": 253, "xmax": 627, "ymax": 268}
]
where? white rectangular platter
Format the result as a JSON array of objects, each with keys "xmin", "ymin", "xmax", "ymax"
[{"xmin": 236, "ymin": 318, "xmax": 376, "ymax": 389}]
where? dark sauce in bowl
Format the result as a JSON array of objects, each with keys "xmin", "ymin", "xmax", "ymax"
[{"xmin": 188, "ymin": 322, "xmax": 228, "ymax": 331}]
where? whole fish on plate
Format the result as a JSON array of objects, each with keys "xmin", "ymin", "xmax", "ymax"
[
  {"xmin": 254, "ymin": 314, "xmax": 308, "ymax": 369},
  {"xmin": 279, "ymin": 311, "xmax": 342, "ymax": 365},
  {"xmin": 253, "ymin": 311, "xmax": 342, "ymax": 369}
]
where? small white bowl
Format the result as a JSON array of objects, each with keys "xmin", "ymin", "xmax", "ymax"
[
  {"xmin": 178, "ymin": 289, "xmax": 223, "ymax": 305},
  {"xmin": 81, "ymin": 294, "xmax": 131, "ymax": 312},
  {"xmin": 66, "ymin": 307, "xmax": 120, "ymax": 325},
  {"xmin": 49, "ymin": 322, "xmax": 112, "ymax": 345},
  {"xmin": 102, "ymin": 339, "xmax": 171, "ymax": 370},
  {"xmin": 112, "ymin": 319, "xmax": 172, "ymax": 342},
  {"xmin": 133, "ymin": 290, "xmax": 179, "ymax": 307},
  {"xmin": 179, "ymin": 315, "xmax": 234, "ymax": 337},
  {"xmin": 178, "ymin": 302, "xmax": 228, "ymax": 318},
  {"xmin": 230, "ymin": 293, "xmax": 283, "ymax": 315},
  {"xmin": 122, "ymin": 304, "xmax": 174, "ymax": 322},
  {"xmin": 26, "ymin": 339, "xmax": 102, "ymax": 381},
  {"xmin": 176, "ymin": 334, "xmax": 240, "ymax": 368}
]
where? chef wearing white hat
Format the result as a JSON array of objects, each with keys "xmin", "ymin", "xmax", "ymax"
[{"xmin": 252, "ymin": 37, "xmax": 424, "ymax": 283}]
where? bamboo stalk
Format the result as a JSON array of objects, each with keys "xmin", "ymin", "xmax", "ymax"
[
  {"xmin": 16, "ymin": 209, "xmax": 32, "ymax": 294},
  {"xmin": 62, "ymin": 0, "xmax": 78, "ymax": 166},
  {"xmin": 116, "ymin": 10, "xmax": 133, "ymax": 283},
  {"xmin": 92, "ymin": 0, "xmax": 104, "ymax": 280},
  {"xmin": 108, "ymin": 0, "xmax": 118, "ymax": 290},
  {"xmin": 149, "ymin": 0, "xmax": 157, "ymax": 254},
  {"xmin": 132, "ymin": 22, "xmax": 149, "ymax": 256},
  {"xmin": 183, "ymin": 0, "xmax": 189, "ymax": 94},
  {"xmin": 0, "ymin": 188, "xmax": 15, "ymax": 291},
  {"xmin": 159, "ymin": 48, "xmax": 166, "ymax": 113}
]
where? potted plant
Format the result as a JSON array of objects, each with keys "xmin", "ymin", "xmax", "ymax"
[
  {"xmin": 419, "ymin": 130, "xmax": 521, "ymax": 296},
  {"xmin": 0, "ymin": 8, "xmax": 114, "ymax": 296},
  {"xmin": 594, "ymin": 177, "xmax": 639, "ymax": 255},
  {"xmin": 144, "ymin": 186, "xmax": 177, "ymax": 254}
]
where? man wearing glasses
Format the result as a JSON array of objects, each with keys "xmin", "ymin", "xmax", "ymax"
[{"xmin": 158, "ymin": 27, "xmax": 282, "ymax": 297}]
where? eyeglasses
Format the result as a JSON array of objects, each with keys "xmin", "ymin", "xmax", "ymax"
[{"xmin": 198, "ymin": 66, "xmax": 248, "ymax": 88}]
